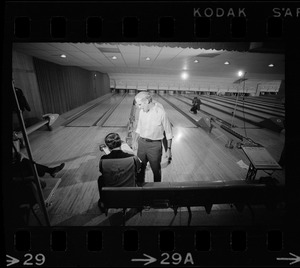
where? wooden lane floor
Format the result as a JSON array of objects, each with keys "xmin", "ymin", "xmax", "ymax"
[
  {"xmin": 155, "ymin": 93, "xmax": 285, "ymax": 182},
  {"xmin": 186, "ymin": 95, "xmax": 285, "ymax": 129},
  {"xmin": 102, "ymin": 94, "xmax": 135, "ymax": 127},
  {"xmin": 207, "ymin": 95, "xmax": 285, "ymax": 116},
  {"xmin": 236, "ymin": 95, "xmax": 285, "ymax": 107},
  {"xmin": 166, "ymin": 94, "xmax": 285, "ymax": 171},
  {"xmin": 144, "ymin": 126, "xmax": 249, "ymax": 183},
  {"xmin": 60, "ymin": 93, "xmax": 113, "ymax": 124},
  {"xmin": 25, "ymin": 93, "xmax": 285, "ymax": 226},
  {"xmin": 173, "ymin": 94, "xmax": 240, "ymax": 126},
  {"xmin": 194, "ymin": 95, "xmax": 285, "ymax": 159},
  {"xmin": 152, "ymin": 95, "xmax": 196, "ymax": 128},
  {"xmin": 185, "ymin": 95, "xmax": 281, "ymax": 124},
  {"xmin": 200, "ymin": 95, "xmax": 285, "ymax": 118},
  {"xmin": 159, "ymin": 94, "xmax": 208, "ymax": 123},
  {"xmin": 27, "ymin": 126, "xmax": 131, "ymax": 225},
  {"xmin": 66, "ymin": 94, "xmax": 125, "ymax": 127}
]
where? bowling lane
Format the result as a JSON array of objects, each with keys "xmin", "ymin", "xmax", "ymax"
[
  {"xmin": 102, "ymin": 94, "xmax": 135, "ymax": 127},
  {"xmin": 198, "ymin": 97, "xmax": 266, "ymax": 123},
  {"xmin": 174, "ymin": 94, "xmax": 242, "ymax": 126},
  {"xmin": 178, "ymin": 94, "xmax": 274, "ymax": 129},
  {"xmin": 223, "ymin": 95, "xmax": 285, "ymax": 109},
  {"xmin": 153, "ymin": 94, "xmax": 196, "ymax": 128},
  {"xmin": 174, "ymin": 94, "xmax": 284, "ymax": 156},
  {"xmin": 199, "ymin": 95, "xmax": 285, "ymax": 119},
  {"xmin": 67, "ymin": 94, "xmax": 125, "ymax": 127},
  {"xmin": 160, "ymin": 94, "xmax": 206, "ymax": 122},
  {"xmin": 208, "ymin": 95, "xmax": 285, "ymax": 116}
]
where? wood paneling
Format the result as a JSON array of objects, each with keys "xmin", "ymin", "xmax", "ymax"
[{"xmin": 12, "ymin": 51, "xmax": 44, "ymax": 119}]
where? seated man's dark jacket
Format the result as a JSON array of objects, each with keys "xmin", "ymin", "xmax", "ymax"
[{"xmin": 98, "ymin": 150, "xmax": 140, "ymax": 189}]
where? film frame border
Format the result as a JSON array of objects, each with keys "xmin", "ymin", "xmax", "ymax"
[{"xmin": 3, "ymin": 0, "xmax": 300, "ymax": 267}]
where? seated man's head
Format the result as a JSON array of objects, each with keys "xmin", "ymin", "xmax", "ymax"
[{"xmin": 105, "ymin": 133, "xmax": 122, "ymax": 150}]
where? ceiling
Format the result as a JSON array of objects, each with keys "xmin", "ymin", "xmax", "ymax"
[{"xmin": 13, "ymin": 42, "xmax": 285, "ymax": 86}]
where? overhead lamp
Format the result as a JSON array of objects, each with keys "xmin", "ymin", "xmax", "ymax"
[
  {"xmin": 60, "ymin": 54, "xmax": 67, "ymax": 58},
  {"xmin": 238, "ymin": 70, "xmax": 245, "ymax": 77},
  {"xmin": 268, "ymin": 64, "xmax": 274, "ymax": 67},
  {"xmin": 181, "ymin": 72, "xmax": 188, "ymax": 80},
  {"xmin": 146, "ymin": 57, "xmax": 151, "ymax": 61},
  {"xmin": 224, "ymin": 61, "xmax": 230, "ymax": 65},
  {"xmin": 194, "ymin": 59, "xmax": 199, "ymax": 63},
  {"xmin": 112, "ymin": 56, "xmax": 117, "ymax": 60}
]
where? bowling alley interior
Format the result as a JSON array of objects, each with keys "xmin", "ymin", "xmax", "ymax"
[{"xmin": 9, "ymin": 42, "xmax": 286, "ymax": 226}]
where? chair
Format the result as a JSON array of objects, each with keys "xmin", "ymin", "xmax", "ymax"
[
  {"xmin": 100, "ymin": 156, "xmax": 138, "ymax": 187},
  {"xmin": 98, "ymin": 156, "xmax": 139, "ymax": 211}
]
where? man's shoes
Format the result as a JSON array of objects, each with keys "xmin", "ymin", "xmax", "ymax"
[{"xmin": 49, "ymin": 163, "xmax": 65, "ymax": 178}]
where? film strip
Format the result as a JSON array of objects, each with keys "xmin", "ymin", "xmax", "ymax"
[{"xmin": 3, "ymin": 0, "xmax": 300, "ymax": 267}]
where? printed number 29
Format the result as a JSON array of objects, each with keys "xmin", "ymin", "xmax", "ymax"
[{"xmin": 24, "ymin": 254, "xmax": 45, "ymax": 266}]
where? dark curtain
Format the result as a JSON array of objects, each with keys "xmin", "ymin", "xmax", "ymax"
[{"xmin": 33, "ymin": 58, "xmax": 108, "ymax": 115}]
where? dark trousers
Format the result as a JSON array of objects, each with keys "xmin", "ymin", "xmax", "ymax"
[
  {"xmin": 190, "ymin": 105, "xmax": 197, "ymax": 114},
  {"xmin": 137, "ymin": 138, "xmax": 162, "ymax": 183},
  {"xmin": 13, "ymin": 158, "xmax": 49, "ymax": 178}
]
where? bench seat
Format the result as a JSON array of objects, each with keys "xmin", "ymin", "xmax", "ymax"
[{"xmin": 101, "ymin": 180, "xmax": 285, "ymax": 225}]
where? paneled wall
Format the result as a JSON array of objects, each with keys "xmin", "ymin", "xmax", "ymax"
[
  {"xmin": 12, "ymin": 51, "xmax": 44, "ymax": 120},
  {"xmin": 12, "ymin": 50, "xmax": 110, "ymax": 125}
]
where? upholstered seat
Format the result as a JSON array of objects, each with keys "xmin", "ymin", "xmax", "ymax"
[{"xmin": 100, "ymin": 156, "xmax": 137, "ymax": 187}]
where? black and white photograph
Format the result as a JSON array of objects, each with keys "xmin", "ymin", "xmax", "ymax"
[{"xmin": 10, "ymin": 42, "xmax": 286, "ymax": 227}]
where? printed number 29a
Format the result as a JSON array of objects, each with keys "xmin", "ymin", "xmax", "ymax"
[
  {"xmin": 161, "ymin": 253, "xmax": 194, "ymax": 265},
  {"xmin": 23, "ymin": 254, "xmax": 45, "ymax": 266}
]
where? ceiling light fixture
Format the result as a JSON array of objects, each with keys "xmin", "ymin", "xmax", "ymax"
[
  {"xmin": 194, "ymin": 60, "xmax": 198, "ymax": 63},
  {"xmin": 268, "ymin": 64, "xmax": 274, "ymax": 67},
  {"xmin": 112, "ymin": 56, "xmax": 117, "ymax": 60},
  {"xmin": 146, "ymin": 57, "xmax": 151, "ymax": 61},
  {"xmin": 60, "ymin": 54, "xmax": 67, "ymax": 58},
  {"xmin": 181, "ymin": 72, "xmax": 188, "ymax": 80},
  {"xmin": 238, "ymin": 71, "xmax": 245, "ymax": 77},
  {"xmin": 224, "ymin": 61, "xmax": 230, "ymax": 65}
]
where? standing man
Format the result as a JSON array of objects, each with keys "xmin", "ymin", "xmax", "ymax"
[{"xmin": 133, "ymin": 92, "xmax": 173, "ymax": 184}]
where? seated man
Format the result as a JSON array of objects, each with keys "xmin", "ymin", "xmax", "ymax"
[{"xmin": 97, "ymin": 132, "xmax": 141, "ymax": 212}]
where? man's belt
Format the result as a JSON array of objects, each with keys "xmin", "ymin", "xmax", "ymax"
[{"xmin": 141, "ymin": 137, "xmax": 161, "ymax": 142}]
